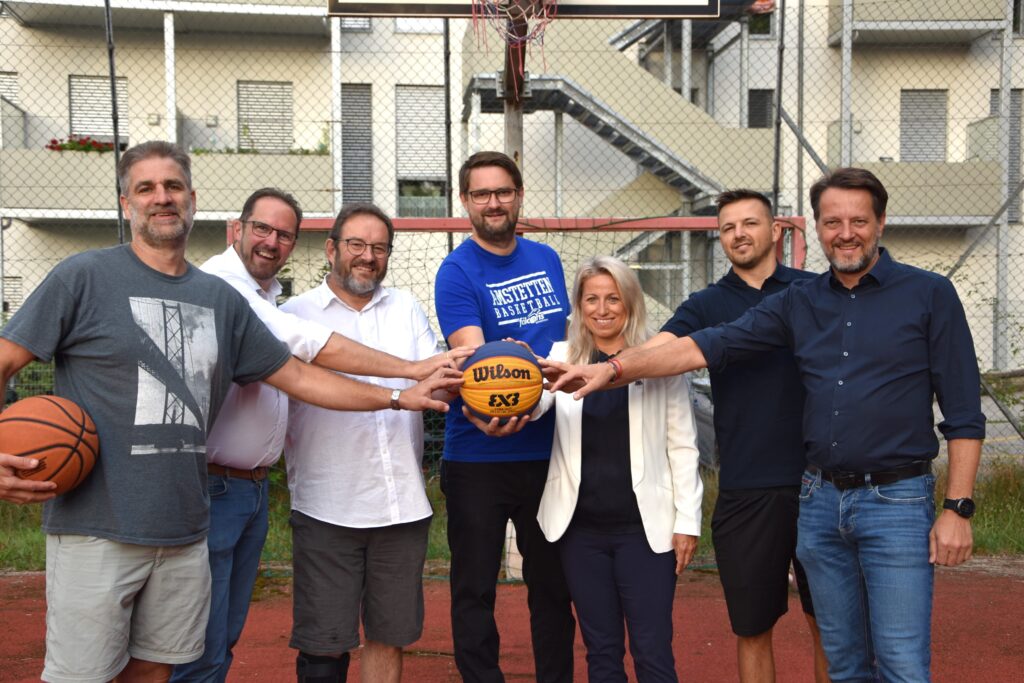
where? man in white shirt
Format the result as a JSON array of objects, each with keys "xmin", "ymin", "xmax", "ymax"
[
  {"xmin": 172, "ymin": 189, "xmax": 466, "ymax": 683},
  {"xmin": 283, "ymin": 203, "xmax": 440, "ymax": 683}
]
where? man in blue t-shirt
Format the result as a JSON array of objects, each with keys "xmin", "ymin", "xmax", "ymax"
[
  {"xmin": 435, "ymin": 151, "xmax": 575, "ymax": 682},
  {"xmin": 656, "ymin": 190, "xmax": 828, "ymax": 682}
]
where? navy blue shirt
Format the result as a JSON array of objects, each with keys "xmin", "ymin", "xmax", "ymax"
[
  {"xmin": 691, "ymin": 249, "xmax": 985, "ymax": 473},
  {"xmin": 662, "ymin": 264, "xmax": 814, "ymax": 490}
]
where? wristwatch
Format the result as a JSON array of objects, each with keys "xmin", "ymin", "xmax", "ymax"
[
  {"xmin": 390, "ymin": 389, "xmax": 402, "ymax": 411},
  {"xmin": 943, "ymin": 497, "xmax": 976, "ymax": 519}
]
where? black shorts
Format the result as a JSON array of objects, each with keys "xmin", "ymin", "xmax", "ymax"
[{"xmin": 711, "ymin": 486, "xmax": 814, "ymax": 637}]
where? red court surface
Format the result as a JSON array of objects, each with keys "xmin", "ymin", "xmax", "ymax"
[{"xmin": 2, "ymin": 559, "xmax": 1022, "ymax": 681}]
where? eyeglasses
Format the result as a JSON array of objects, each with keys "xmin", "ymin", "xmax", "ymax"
[
  {"xmin": 466, "ymin": 188, "xmax": 518, "ymax": 205},
  {"xmin": 245, "ymin": 220, "xmax": 297, "ymax": 245},
  {"xmin": 338, "ymin": 238, "xmax": 392, "ymax": 258}
]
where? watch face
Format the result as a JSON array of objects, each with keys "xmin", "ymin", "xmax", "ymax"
[{"xmin": 957, "ymin": 498, "xmax": 976, "ymax": 518}]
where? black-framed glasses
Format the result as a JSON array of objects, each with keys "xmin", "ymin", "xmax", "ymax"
[
  {"xmin": 466, "ymin": 187, "xmax": 518, "ymax": 205},
  {"xmin": 245, "ymin": 220, "xmax": 297, "ymax": 245},
  {"xmin": 338, "ymin": 238, "xmax": 392, "ymax": 258}
]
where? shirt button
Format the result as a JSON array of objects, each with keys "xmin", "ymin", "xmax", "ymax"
[
  {"xmin": 838, "ymin": 380, "xmax": 844, "ymax": 386},
  {"xmin": 846, "ymin": 321, "xmax": 852, "ymax": 327},
  {"xmin": 843, "ymin": 351, "xmax": 849, "ymax": 357},
  {"xmin": 832, "ymin": 441, "xmax": 838, "ymax": 447},
  {"xmin": 834, "ymin": 410, "xmax": 840, "ymax": 416},
  {"xmin": 851, "ymin": 293, "xmax": 856, "ymax": 299}
]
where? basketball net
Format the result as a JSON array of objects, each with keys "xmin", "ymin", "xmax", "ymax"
[{"xmin": 472, "ymin": 0, "xmax": 558, "ymax": 98}]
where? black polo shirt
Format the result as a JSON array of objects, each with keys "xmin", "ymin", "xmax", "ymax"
[{"xmin": 662, "ymin": 263, "xmax": 814, "ymax": 490}]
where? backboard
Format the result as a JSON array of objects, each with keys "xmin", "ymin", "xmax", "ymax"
[{"xmin": 327, "ymin": 1, "xmax": 721, "ymax": 19}]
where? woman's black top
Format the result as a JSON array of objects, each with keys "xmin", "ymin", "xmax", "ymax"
[{"xmin": 571, "ymin": 350, "xmax": 644, "ymax": 534}]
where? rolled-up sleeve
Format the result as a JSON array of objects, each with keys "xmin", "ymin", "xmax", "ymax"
[{"xmin": 929, "ymin": 279, "xmax": 986, "ymax": 440}]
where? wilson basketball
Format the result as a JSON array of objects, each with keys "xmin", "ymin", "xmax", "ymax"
[
  {"xmin": 0, "ymin": 395, "xmax": 99, "ymax": 495},
  {"xmin": 460, "ymin": 341, "xmax": 544, "ymax": 421}
]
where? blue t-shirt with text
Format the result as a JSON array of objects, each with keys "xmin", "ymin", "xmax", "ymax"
[{"xmin": 435, "ymin": 237, "xmax": 568, "ymax": 462}]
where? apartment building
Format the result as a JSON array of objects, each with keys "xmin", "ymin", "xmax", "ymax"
[{"xmin": 2, "ymin": 0, "xmax": 1023, "ymax": 368}]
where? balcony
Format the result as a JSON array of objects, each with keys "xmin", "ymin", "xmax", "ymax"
[
  {"xmin": 0, "ymin": 149, "xmax": 333, "ymax": 220},
  {"xmin": 827, "ymin": 0, "xmax": 1005, "ymax": 46},
  {"xmin": 3, "ymin": 1, "xmax": 328, "ymax": 36}
]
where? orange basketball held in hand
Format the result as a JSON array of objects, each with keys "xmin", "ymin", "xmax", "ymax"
[
  {"xmin": 0, "ymin": 395, "xmax": 99, "ymax": 495},
  {"xmin": 460, "ymin": 341, "xmax": 544, "ymax": 422}
]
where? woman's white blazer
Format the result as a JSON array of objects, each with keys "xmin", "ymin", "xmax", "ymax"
[{"xmin": 535, "ymin": 341, "xmax": 703, "ymax": 553}]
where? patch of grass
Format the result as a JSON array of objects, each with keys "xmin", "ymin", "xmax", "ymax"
[
  {"xmin": 263, "ymin": 464, "xmax": 293, "ymax": 565},
  {"xmin": 425, "ymin": 470, "xmax": 450, "ymax": 563},
  {"xmin": 936, "ymin": 458, "xmax": 1024, "ymax": 555},
  {"xmin": 696, "ymin": 466, "xmax": 718, "ymax": 563},
  {"xmin": 0, "ymin": 502, "xmax": 46, "ymax": 571}
]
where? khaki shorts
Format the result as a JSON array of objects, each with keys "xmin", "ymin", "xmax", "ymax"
[{"xmin": 42, "ymin": 534, "xmax": 211, "ymax": 683}]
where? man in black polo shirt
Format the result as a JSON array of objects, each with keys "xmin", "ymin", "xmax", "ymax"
[
  {"xmin": 649, "ymin": 190, "xmax": 827, "ymax": 682},
  {"xmin": 546, "ymin": 168, "xmax": 985, "ymax": 682}
]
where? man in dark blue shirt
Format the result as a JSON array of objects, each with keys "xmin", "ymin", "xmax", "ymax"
[
  {"xmin": 548, "ymin": 168, "xmax": 984, "ymax": 682},
  {"xmin": 654, "ymin": 190, "xmax": 827, "ymax": 682}
]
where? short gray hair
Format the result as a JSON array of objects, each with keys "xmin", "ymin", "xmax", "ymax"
[{"xmin": 117, "ymin": 140, "xmax": 192, "ymax": 194}]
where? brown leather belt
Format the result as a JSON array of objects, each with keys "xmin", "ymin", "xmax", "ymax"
[
  {"xmin": 809, "ymin": 460, "xmax": 931, "ymax": 491},
  {"xmin": 207, "ymin": 463, "xmax": 270, "ymax": 481}
]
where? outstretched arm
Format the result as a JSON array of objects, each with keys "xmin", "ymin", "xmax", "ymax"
[
  {"xmin": 314, "ymin": 333, "xmax": 474, "ymax": 381},
  {"xmin": 543, "ymin": 335, "xmax": 709, "ymax": 399},
  {"xmin": 0, "ymin": 339, "xmax": 58, "ymax": 503},
  {"xmin": 263, "ymin": 357, "xmax": 463, "ymax": 413}
]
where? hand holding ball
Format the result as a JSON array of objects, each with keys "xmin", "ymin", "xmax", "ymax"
[
  {"xmin": 0, "ymin": 395, "xmax": 99, "ymax": 496},
  {"xmin": 460, "ymin": 341, "xmax": 543, "ymax": 422}
]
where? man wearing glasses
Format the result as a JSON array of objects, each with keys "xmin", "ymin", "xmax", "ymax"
[
  {"xmin": 434, "ymin": 152, "xmax": 575, "ymax": 682},
  {"xmin": 173, "ymin": 190, "xmax": 468, "ymax": 683},
  {"xmin": 282, "ymin": 203, "xmax": 443, "ymax": 683}
]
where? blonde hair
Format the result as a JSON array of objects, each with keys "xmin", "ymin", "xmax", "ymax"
[{"xmin": 566, "ymin": 255, "xmax": 650, "ymax": 365}]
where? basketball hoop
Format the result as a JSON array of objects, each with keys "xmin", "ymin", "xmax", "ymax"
[{"xmin": 473, "ymin": 0, "xmax": 557, "ymax": 47}]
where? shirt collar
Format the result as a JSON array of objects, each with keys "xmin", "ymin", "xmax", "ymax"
[
  {"xmin": 828, "ymin": 246, "xmax": 893, "ymax": 290},
  {"xmin": 722, "ymin": 261, "xmax": 791, "ymax": 288},
  {"xmin": 223, "ymin": 245, "xmax": 282, "ymax": 300},
  {"xmin": 313, "ymin": 277, "xmax": 390, "ymax": 312}
]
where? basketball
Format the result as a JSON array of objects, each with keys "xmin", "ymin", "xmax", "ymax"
[
  {"xmin": 0, "ymin": 395, "xmax": 99, "ymax": 495},
  {"xmin": 460, "ymin": 341, "xmax": 544, "ymax": 421}
]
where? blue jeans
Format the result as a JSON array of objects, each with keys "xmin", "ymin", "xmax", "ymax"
[
  {"xmin": 796, "ymin": 470, "xmax": 935, "ymax": 683},
  {"xmin": 171, "ymin": 474, "xmax": 269, "ymax": 683}
]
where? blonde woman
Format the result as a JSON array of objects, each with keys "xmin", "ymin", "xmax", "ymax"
[{"xmin": 535, "ymin": 256, "xmax": 703, "ymax": 682}]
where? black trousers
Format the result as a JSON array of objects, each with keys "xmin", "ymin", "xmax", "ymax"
[{"xmin": 441, "ymin": 459, "xmax": 576, "ymax": 683}]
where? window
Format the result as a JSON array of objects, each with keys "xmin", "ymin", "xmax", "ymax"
[
  {"xmin": 747, "ymin": 89, "xmax": 774, "ymax": 129},
  {"xmin": 340, "ymin": 16, "xmax": 371, "ymax": 31},
  {"xmin": 395, "ymin": 17, "xmax": 444, "ymax": 34},
  {"xmin": 341, "ymin": 83, "xmax": 373, "ymax": 204},
  {"xmin": 2, "ymin": 276, "xmax": 22, "ymax": 314},
  {"xmin": 0, "ymin": 71, "xmax": 17, "ymax": 104},
  {"xmin": 398, "ymin": 179, "xmax": 446, "ymax": 217},
  {"xmin": 69, "ymin": 75, "xmax": 128, "ymax": 144},
  {"xmin": 1015, "ymin": 0, "xmax": 1022, "ymax": 34},
  {"xmin": 748, "ymin": 12, "xmax": 774, "ymax": 37},
  {"xmin": 396, "ymin": 85, "xmax": 446, "ymax": 215},
  {"xmin": 900, "ymin": 89, "xmax": 947, "ymax": 162},
  {"xmin": 237, "ymin": 80, "xmax": 293, "ymax": 153}
]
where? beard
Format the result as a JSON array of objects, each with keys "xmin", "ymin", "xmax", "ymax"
[
  {"xmin": 133, "ymin": 215, "xmax": 192, "ymax": 248},
  {"xmin": 336, "ymin": 257, "xmax": 386, "ymax": 297},
  {"xmin": 829, "ymin": 234, "xmax": 880, "ymax": 274},
  {"xmin": 471, "ymin": 207, "xmax": 519, "ymax": 246}
]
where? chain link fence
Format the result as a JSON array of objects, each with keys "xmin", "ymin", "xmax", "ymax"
[{"xmin": 3, "ymin": 1, "xmax": 1024, "ymax": 563}]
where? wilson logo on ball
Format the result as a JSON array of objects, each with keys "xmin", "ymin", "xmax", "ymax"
[
  {"xmin": 460, "ymin": 341, "xmax": 544, "ymax": 422},
  {"xmin": 471, "ymin": 364, "xmax": 535, "ymax": 383}
]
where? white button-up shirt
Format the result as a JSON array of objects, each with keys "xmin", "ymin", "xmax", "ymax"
[
  {"xmin": 201, "ymin": 246, "xmax": 332, "ymax": 469},
  {"xmin": 282, "ymin": 281, "xmax": 439, "ymax": 528}
]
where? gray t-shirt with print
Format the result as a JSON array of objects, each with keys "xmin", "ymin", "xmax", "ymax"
[{"xmin": 1, "ymin": 244, "xmax": 291, "ymax": 545}]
